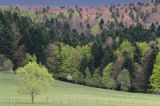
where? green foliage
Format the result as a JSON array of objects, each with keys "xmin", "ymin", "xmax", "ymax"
[
  {"xmin": 91, "ymin": 22, "xmax": 100, "ymax": 35},
  {"xmin": 84, "ymin": 67, "xmax": 92, "ymax": 86},
  {"xmin": 63, "ymin": 10, "xmax": 70, "ymax": 18},
  {"xmin": 116, "ymin": 40, "xmax": 135, "ymax": 58},
  {"xmin": 0, "ymin": 6, "xmax": 159, "ymax": 93},
  {"xmin": 0, "ymin": 54, "xmax": 13, "ymax": 72},
  {"xmin": 150, "ymin": 52, "xmax": 160, "ymax": 93},
  {"xmin": 100, "ymin": 46, "xmax": 115, "ymax": 70},
  {"xmin": 60, "ymin": 51, "xmax": 81, "ymax": 79},
  {"xmin": 24, "ymin": 53, "xmax": 37, "ymax": 65},
  {"xmin": 137, "ymin": 42, "xmax": 151, "ymax": 56},
  {"xmin": 21, "ymin": 11, "xmax": 37, "ymax": 21},
  {"xmin": 16, "ymin": 61, "xmax": 52, "ymax": 103},
  {"xmin": 134, "ymin": 45, "xmax": 142, "ymax": 64},
  {"xmin": 76, "ymin": 45, "xmax": 92, "ymax": 61},
  {"xmin": 72, "ymin": 70, "xmax": 84, "ymax": 84},
  {"xmin": 72, "ymin": 10, "xmax": 79, "ymax": 17},
  {"xmin": 122, "ymin": 56, "xmax": 135, "ymax": 78},
  {"xmin": 101, "ymin": 63, "xmax": 116, "ymax": 89},
  {"xmin": 156, "ymin": 38, "xmax": 160, "ymax": 50},
  {"xmin": 60, "ymin": 44, "xmax": 93, "ymax": 80},
  {"xmin": 92, "ymin": 41, "xmax": 105, "ymax": 68},
  {"xmin": 92, "ymin": 69, "xmax": 101, "ymax": 87},
  {"xmin": 77, "ymin": 45, "xmax": 93, "ymax": 73},
  {"xmin": 67, "ymin": 9, "xmax": 79, "ymax": 18},
  {"xmin": 117, "ymin": 69, "xmax": 131, "ymax": 91},
  {"xmin": 137, "ymin": 42, "xmax": 151, "ymax": 63},
  {"xmin": 0, "ymin": 23, "xmax": 16, "ymax": 61},
  {"xmin": 22, "ymin": 23, "xmax": 49, "ymax": 64},
  {"xmin": 45, "ymin": 44, "xmax": 62, "ymax": 78},
  {"xmin": 60, "ymin": 44, "xmax": 76, "ymax": 61},
  {"xmin": 2, "ymin": 58, "xmax": 13, "ymax": 72}
]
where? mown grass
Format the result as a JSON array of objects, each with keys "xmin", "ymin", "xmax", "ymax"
[{"xmin": 0, "ymin": 72, "xmax": 160, "ymax": 106}]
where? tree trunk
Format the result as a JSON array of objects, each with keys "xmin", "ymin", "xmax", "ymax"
[{"xmin": 31, "ymin": 94, "xmax": 34, "ymax": 103}]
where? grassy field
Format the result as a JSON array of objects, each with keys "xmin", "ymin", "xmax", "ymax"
[{"xmin": 0, "ymin": 72, "xmax": 160, "ymax": 106}]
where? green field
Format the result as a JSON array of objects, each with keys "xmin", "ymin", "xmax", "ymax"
[{"xmin": 0, "ymin": 72, "xmax": 160, "ymax": 106}]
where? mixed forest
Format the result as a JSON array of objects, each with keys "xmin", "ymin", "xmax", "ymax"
[{"xmin": 1, "ymin": 0, "xmax": 160, "ymax": 93}]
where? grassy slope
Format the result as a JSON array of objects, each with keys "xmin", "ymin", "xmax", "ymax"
[{"xmin": 0, "ymin": 72, "xmax": 160, "ymax": 106}]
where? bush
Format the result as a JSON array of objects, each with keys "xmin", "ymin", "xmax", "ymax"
[{"xmin": 0, "ymin": 54, "xmax": 13, "ymax": 72}]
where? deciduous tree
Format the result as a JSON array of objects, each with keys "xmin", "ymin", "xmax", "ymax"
[
  {"xmin": 150, "ymin": 52, "xmax": 160, "ymax": 93},
  {"xmin": 16, "ymin": 62, "xmax": 52, "ymax": 103},
  {"xmin": 102, "ymin": 63, "xmax": 116, "ymax": 89}
]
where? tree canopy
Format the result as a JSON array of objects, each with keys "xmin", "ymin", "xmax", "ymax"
[{"xmin": 16, "ymin": 61, "xmax": 52, "ymax": 103}]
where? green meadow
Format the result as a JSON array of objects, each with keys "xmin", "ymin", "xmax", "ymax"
[{"xmin": 0, "ymin": 72, "xmax": 160, "ymax": 106}]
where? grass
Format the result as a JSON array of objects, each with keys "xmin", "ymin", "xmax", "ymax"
[{"xmin": 0, "ymin": 72, "xmax": 160, "ymax": 106}]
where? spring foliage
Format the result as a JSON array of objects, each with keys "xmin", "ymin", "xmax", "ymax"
[
  {"xmin": 16, "ymin": 62, "xmax": 52, "ymax": 103},
  {"xmin": 150, "ymin": 52, "xmax": 160, "ymax": 93}
]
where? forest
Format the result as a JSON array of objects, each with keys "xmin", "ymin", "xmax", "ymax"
[{"xmin": 1, "ymin": 1, "xmax": 160, "ymax": 94}]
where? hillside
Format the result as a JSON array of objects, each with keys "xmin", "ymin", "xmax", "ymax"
[
  {"xmin": 1, "ymin": 0, "xmax": 160, "ymax": 94},
  {"xmin": 0, "ymin": 72, "xmax": 160, "ymax": 106}
]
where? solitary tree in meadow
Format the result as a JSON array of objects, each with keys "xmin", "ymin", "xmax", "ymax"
[{"xmin": 16, "ymin": 61, "xmax": 52, "ymax": 103}]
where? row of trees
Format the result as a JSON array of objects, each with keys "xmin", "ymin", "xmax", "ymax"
[{"xmin": 44, "ymin": 39, "xmax": 158, "ymax": 92}]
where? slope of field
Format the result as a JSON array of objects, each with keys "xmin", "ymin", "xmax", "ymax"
[{"xmin": 0, "ymin": 72, "xmax": 160, "ymax": 106}]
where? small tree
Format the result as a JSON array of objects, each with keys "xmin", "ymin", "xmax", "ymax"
[
  {"xmin": 84, "ymin": 67, "xmax": 92, "ymax": 86},
  {"xmin": 137, "ymin": 42, "xmax": 151, "ymax": 63},
  {"xmin": 3, "ymin": 59, "xmax": 13, "ymax": 72},
  {"xmin": 16, "ymin": 62, "xmax": 52, "ymax": 103},
  {"xmin": 102, "ymin": 63, "xmax": 116, "ymax": 89},
  {"xmin": 92, "ymin": 69, "xmax": 101, "ymax": 87},
  {"xmin": 72, "ymin": 70, "xmax": 84, "ymax": 84},
  {"xmin": 0, "ymin": 54, "xmax": 13, "ymax": 72},
  {"xmin": 150, "ymin": 52, "xmax": 160, "ymax": 94},
  {"xmin": 117, "ymin": 69, "xmax": 131, "ymax": 91},
  {"xmin": 45, "ymin": 44, "xmax": 62, "ymax": 77}
]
